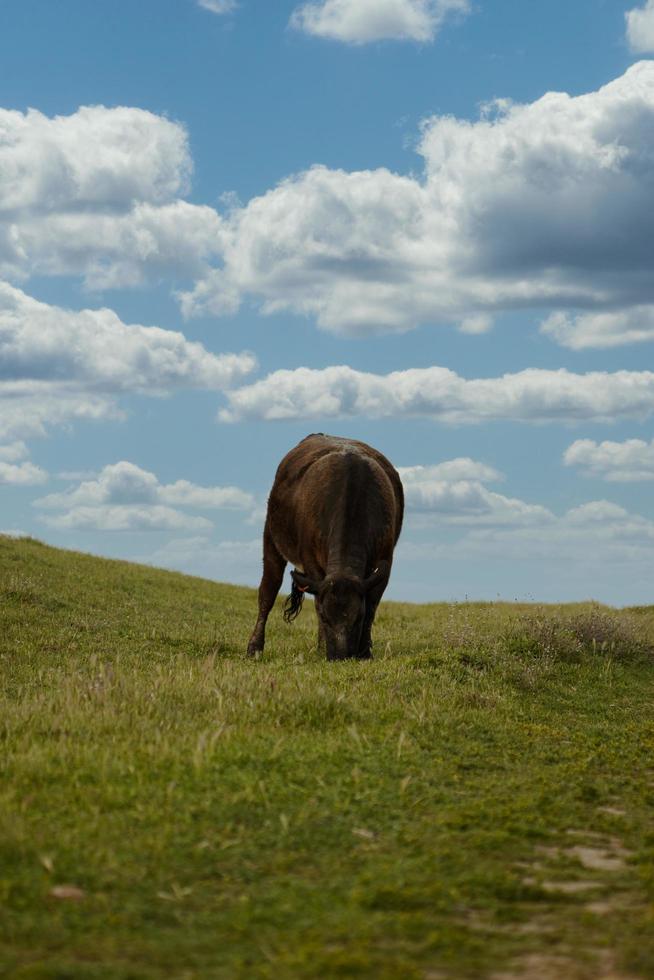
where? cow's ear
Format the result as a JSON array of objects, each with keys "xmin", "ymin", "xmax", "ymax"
[
  {"xmin": 363, "ymin": 561, "xmax": 390, "ymax": 593},
  {"xmin": 291, "ymin": 569, "xmax": 322, "ymax": 595}
]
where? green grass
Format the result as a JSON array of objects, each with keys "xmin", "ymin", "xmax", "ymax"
[{"xmin": 1, "ymin": 535, "xmax": 654, "ymax": 979}]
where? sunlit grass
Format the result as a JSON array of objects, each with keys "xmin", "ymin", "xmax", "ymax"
[{"xmin": 1, "ymin": 536, "xmax": 653, "ymax": 978}]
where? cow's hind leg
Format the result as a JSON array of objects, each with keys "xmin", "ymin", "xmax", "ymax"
[{"xmin": 247, "ymin": 528, "xmax": 286, "ymax": 657}]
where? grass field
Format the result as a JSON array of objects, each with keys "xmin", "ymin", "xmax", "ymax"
[{"xmin": 1, "ymin": 534, "xmax": 654, "ymax": 979}]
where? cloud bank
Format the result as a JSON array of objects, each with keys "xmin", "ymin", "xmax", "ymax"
[
  {"xmin": 399, "ymin": 458, "xmax": 551, "ymax": 525},
  {"xmin": 541, "ymin": 306, "xmax": 654, "ymax": 349},
  {"xmin": 35, "ymin": 461, "xmax": 254, "ymax": 531},
  {"xmin": 290, "ymin": 0, "xmax": 469, "ymax": 44},
  {"xmin": 6, "ymin": 68, "xmax": 654, "ymax": 348},
  {"xmin": 219, "ymin": 364, "xmax": 654, "ymax": 425},
  {"xmin": 0, "ymin": 282, "xmax": 255, "ymax": 440},
  {"xmin": 181, "ymin": 63, "xmax": 654, "ymax": 345},
  {"xmin": 0, "ymin": 282, "xmax": 254, "ymax": 393}
]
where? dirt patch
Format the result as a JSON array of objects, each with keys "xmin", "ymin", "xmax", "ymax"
[
  {"xmin": 492, "ymin": 950, "xmax": 638, "ymax": 980},
  {"xmin": 533, "ymin": 835, "xmax": 631, "ymax": 874},
  {"xmin": 491, "ymin": 953, "xmax": 584, "ymax": 980},
  {"xmin": 539, "ymin": 879, "xmax": 601, "ymax": 894},
  {"xmin": 568, "ymin": 844, "xmax": 629, "ymax": 872}
]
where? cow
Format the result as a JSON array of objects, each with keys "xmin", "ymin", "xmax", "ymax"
[{"xmin": 247, "ymin": 434, "xmax": 404, "ymax": 660}]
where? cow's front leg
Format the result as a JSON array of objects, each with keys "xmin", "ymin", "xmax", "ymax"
[
  {"xmin": 317, "ymin": 617, "xmax": 327, "ymax": 654},
  {"xmin": 357, "ymin": 617, "xmax": 374, "ymax": 659},
  {"xmin": 247, "ymin": 527, "xmax": 286, "ymax": 657},
  {"xmin": 357, "ymin": 579, "xmax": 387, "ymax": 659}
]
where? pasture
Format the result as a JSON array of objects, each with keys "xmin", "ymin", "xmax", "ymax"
[{"xmin": 1, "ymin": 534, "xmax": 654, "ymax": 979}]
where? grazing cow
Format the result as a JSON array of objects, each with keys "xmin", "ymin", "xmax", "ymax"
[{"xmin": 247, "ymin": 434, "xmax": 403, "ymax": 660}]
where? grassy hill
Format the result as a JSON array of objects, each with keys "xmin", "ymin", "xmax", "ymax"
[{"xmin": 1, "ymin": 535, "xmax": 654, "ymax": 979}]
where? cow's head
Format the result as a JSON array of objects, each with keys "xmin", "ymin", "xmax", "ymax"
[{"xmin": 290, "ymin": 563, "xmax": 389, "ymax": 660}]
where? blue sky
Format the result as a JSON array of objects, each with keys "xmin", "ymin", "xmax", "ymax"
[{"xmin": 3, "ymin": 0, "xmax": 654, "ymax": 604}]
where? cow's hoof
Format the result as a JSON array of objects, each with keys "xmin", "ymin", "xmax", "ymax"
[{"xmin": 246, "ymin": 643, "xmax": 262, "ymax": 658}]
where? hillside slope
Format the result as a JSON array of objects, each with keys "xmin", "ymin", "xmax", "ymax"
[{"xmin": 1, "ymin": 535, "xmax": 654, "ymax": 979}]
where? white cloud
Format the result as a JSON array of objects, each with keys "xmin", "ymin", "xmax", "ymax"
[
  {"xmin": 34, "ymin": 461, "xmax": 254, "ymax": 532},
  {"xmin": 160, "ymin": 480, "xmax": 253, "ymax": 510},
  {"xmin": 626, "ymin": 1, "xmax": 654, "ymax": 53},
  {"xmin": 43, "ymin": 505, "xmax": 213, "ymax": 533},
  {"xmin": 564, "ymin": 437, "xmax": 654, "ymax": 482},
  {"xmin": 541, "ymin": 306, "xmax": 654, "ymax": 349},
  {"xmin": 458, "ymin": 314, "xmax": 493, "ymax": 335},
  {"xmin": 181, "ymin": 63, "xmax": 654, "ymax": 342},
  {"xmin": 198, "ymin": 0, "xmax": 237, "ymax": 12},
  {"xmin": 290, "ymin": 0, "xmax": 469, "ymax": 44},
  {"xmin": 0, "ymin": 464, "xmax": 47, "ymax": 488},
  {"xmin": 219, "ymin": 363, "xmax": 654, "ymax": 425},
  {"xmin": 0, "ymin": 384, "xmax": 121, "ymax": 442},
  {"xmin": 0, "ymin": 104, "xmax": 225, "ymax": 289},
  {"xmin": 0, "ymin": 282, "xmax": 254, "ymax": 392},
  {"xmin": 0, "ymin": 281, "xmax": 255, "ymax": 440},
  {"xmin": 399, "ymin": 458, "xmax": 551, "ymax": 525},
  {"xmin": 18, "ymin": 201, "xmax": 225, "ymax": 291},
  {"xmin": 0, "ymin": 441, "xmax": 47, "ymax": 486},
  {"xmin": 0, "ymin": 441, "xmax": 28, "ymax": 462},
  {"xmin": 0, "ymin": 105, "xmax": 190, "ymax": 213},
  {"xmin": 399, "ymin": 459, "xmax": 502, "ymax": 484},
  {"xmin": 7, "ymin": 70, "xmax": 654, "ymax": 344}
]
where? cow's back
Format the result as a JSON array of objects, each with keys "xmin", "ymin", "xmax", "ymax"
[{"xmin": 266, "ymin": 434, "xmax": 403, "ymax": 574}]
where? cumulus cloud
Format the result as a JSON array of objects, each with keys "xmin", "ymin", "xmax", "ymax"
[
  {"xmin": 0, "ymin": 385, "xmax": 122, "ymax": 442},
  {"xmin": 34, "ymin": 461, "xmax": 254, "ymax": 532},
  {"xmin": 564, "ymin": 437, "xmax": 654, "ymax": 482},
  {"xmin": 0, "ymin": 105, "xmax": 189, "ymax": 212},
  {"xmin": 7, "ymin": 70, "xmax": 654, "ymax": 345},
  {"xmin": 219, "ymin": 363, "xmax": 654, "ymax": 425},
  {"xmin": 19, "ymin": 201, "xmax": 225, "ymax": 292},
  {"xmin": 399, "ymin": 458, "xmax": 551, "ymax": 525},
  {"xmin": 0, "ymin": 104, "xmax": 224, "ymax": 288},
  {"xmin": 290, "ymin": 0, "xmax": 469, "ymax": 44},
  {"xmin": 541, "ymin": 306, "xmax": 654, "ymax": 349},
  {"xmin": 0, "ymin": 282, "xmax": 254, "ymax": 392},
  {"xmin": 399, "ymin": 458, "xmax": 502, "ymax": 484},
  {"xmin": 0, "ymin": 441, "xmax": 47, "ymax": 485},
  {"xmin": 180, "ymin": 63, "xmax": 654, "ymax": 342},
  {"xmin": 0, "ymin": 282, "xmax": 255, "ymax": 440},
  {"xmin": 626, "ymin": 1, "xmax": 654, "ymax": 53},
  {"xmin": 0, "ymin": 441, "xmax": 29, "ymax": 462}
]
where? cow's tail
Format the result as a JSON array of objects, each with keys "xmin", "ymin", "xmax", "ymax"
[{"xmin": 283, "ymin": 583, "xmax": 305, "ymax": 623}]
